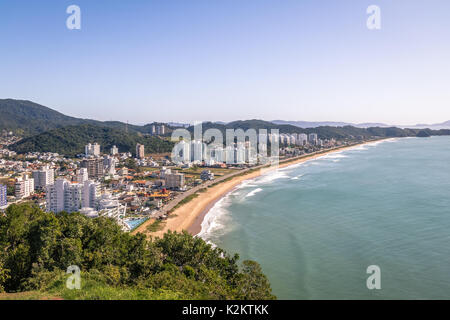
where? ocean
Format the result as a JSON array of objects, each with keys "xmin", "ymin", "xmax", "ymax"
[{"xmin": 198, "ymin": 136, "xmax": 450, "ymax": 299}]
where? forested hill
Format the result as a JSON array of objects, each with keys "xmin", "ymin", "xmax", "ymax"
[
  {"xmin": 0, "ymin": 99, "xmax": 169, "ymax": 136},
  {"xmin": 8, "ymin": 120, "xmax": 450, "ymax": 157},
  {"xmin": 9, "ymin": 124, "xmax": 174, "ymax": 156},
  {"xmin": 4, "ymin": 99, "xmax": 450, "ymax": 156},
  {"xmin": 187, "ymin": 120, "xmax": 450, "ymax": 139}
]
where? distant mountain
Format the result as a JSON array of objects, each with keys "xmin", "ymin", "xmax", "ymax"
[
  {"xmin": 272, "ymin": 119, "xmax": 450, "ymax": 130},
  {"xmin": 186, "ymin": 120, "xmax": 438, "ymax": 140},
  {"xmin": 355, "ymin": 122, "xmax": 391, "ymax": 128},
  {"xmin": 4, "ymin": 99, "xmax": 450, "ymax": 155},
  {"xmin": 272, "ymin": 120, "xmax": 351, "ymax": 128},
  {"xmin": 167, "ymin": 122, "xmax": 190, "ymax": 128},
  {"xmin": 9, "ymin": 124, "xmax": 174, "ymax": 156},
  {"xmin": 400, "ymin": 120, "xmax": 450, "ymax": 130},
  {"xmin": 271, "ymin": 120, "xmax": 390, "ymax": 128}
]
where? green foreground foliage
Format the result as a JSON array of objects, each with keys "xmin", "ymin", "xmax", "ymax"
[{"xmin": 0, "ymin": 204, "xmax": 275, "ymax": 300}]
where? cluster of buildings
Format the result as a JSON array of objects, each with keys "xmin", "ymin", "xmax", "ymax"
[
  {"xmin": 13, "ymin": 165, "xmax": 55, "ymax": 199},
  {"xmin": 33, "ymin": 165, "xmax": 55, "ymax": 189},
  {"xmin": 15, "ymin": 175, "xmax": 35, "ymax": 198},
  {"xmin": 173, "ymin": 133, "xmax": 323, "ymax": 166},
  {"xmin": 0, "ymin": 128, "xmax": 353, "ymax": 231},
  {"xmin": 278, "ymin": 133, "xmax": 320, "ymax": 146},
  {"xmin": 85, "ymin": 143, "xmax": 101, "ymax": 157},
  {"xmin": 0, "ymin": 149, "xmax": 16, "ymax": 158},
  {"xmin": 0, "ymin": 140, "xmax": 187, "ymax": 230},
  {"xmin": 46, "ymin": 177, "xmax": 128, "ymax": 230},
  {"xmin": 0, "ymin": 130, "xmax": 20, "ymax": 147},
  {"xmin": 174, "ymin": 140, "xmax": 258, "ymax": 166},
  {"xmin": 150, "ymin": 124, "xmax": 166, "ymax": 135}
]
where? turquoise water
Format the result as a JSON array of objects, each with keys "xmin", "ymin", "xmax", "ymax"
[
  {"xmin": 199, "ymin": 137, "xmax": 450, "ymax": 299},
  {"xmin": 124, "ymin": 218, "xmax": 148, "ymax": 230}
]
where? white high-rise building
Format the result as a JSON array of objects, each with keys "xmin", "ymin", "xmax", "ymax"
[
  {"xmin": 308, "ymin": 133, "xmax": 318, "ymax": 145},
  {"xmin": 245, "ymin": 141, "xmax": 257, "ymax": 164},
  {"xmin": 177, "ymin": 140, "xmax": 191, "ymax": 163},
  {"xmin": 213, "ymin": 145, "xmax": 225, "ymax": 164},
  {"xmin": 225, "ymin": 145, "xmax": 235, "ymax": 164},
  {"xmin": 289, "ymin": 134, "xmax": 297, "ymax": 145},
  {"xmin": 136, "ymin": 143, "xmax": 145, "ymax": 159},
  {"xmin": 156, "ymin": 125, "xmax": 165, "ymax": 135},
  {"xmin": 32, "ymin": 166, "xmax": 54, "ymax": 190},
  {"xmin": 15, "ymin": 175, "xmax": 35, "ymax": 199},
  {"xmin": 47, "ymin": 178, "xmax": 101, "ymax": 213},
  {"xmin": 82, "ymin": 180, "xmax": 101, "ymax": 209},
  {"xmin": 76, "ymin": 168, "xmax": 89, "ymax": 183},
  {"xmin": 298, "ymin": 133, "xmax": 308, "ymax": 146},
  {"xmin": 235, "ymin": 143, "xmax": 246, "ymax": 164},
  {"xmin": 190, "ymin": 140, "xmax": 204, "ymax": 163},
  {"xmin": 47, "ymin": 179, "xmax": 68, "ymax": 213},
  {"xmin": 103, "ymin": 156, "xmax": 116, "ymax": 175},
  {"xmin": 64, "ymin": 183, "xmax": 83, "ymax": 213},
  {"xmin": 110, "ymin": 145, "xmax": 119, "ymax": 155},
  {"xmin": 85, "ymin": 143, "xmax": 101, "ymax": 157},
  {"xmin": 204, "ymin": 144, "xmax": 224, "ymax": 164}
]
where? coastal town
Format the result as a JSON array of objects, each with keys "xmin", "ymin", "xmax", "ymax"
[{"xmin": 0, "ymin": 127, "xmax": 357, "ymax": 234}]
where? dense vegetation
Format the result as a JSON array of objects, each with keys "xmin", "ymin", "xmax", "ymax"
[
  {"xmin": 0, "ymin": 204, "xmax": 275, "ymax": 300},
  {"xmin": 188, "ymin": 121, "xmax": 450, "ymax": 140},
  {"xmin": 9, "ymin": 124, "xmax": 174, "ymax": 156}
]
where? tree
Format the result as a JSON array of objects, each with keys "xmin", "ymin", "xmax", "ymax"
[
  {"xmin": 236, "ymin": 260, "xmax": 276, "ymax": 300},
  {"xmin": 0, "ymin": 204, "xmax": 276, "ymax": 299},
  {"xmin": 7, "ymin": 186, "xmax": 15, "ymax": 196}
]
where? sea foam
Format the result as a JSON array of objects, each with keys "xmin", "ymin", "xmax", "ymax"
[{"xmin": 245, "ymin": 188, "xmax": 263, "ymax": 198}]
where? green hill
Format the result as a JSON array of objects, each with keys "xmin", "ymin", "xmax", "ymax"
[
  {"xmin": 0, "ymin": 99, "xmax": 89, "ymax": 135},
  {"xmin": 187, "ymin": 120, "xmax": 427, "ymax": 139},
  {"xmin": 0, "ymin": 99, "xmax": 172, "ymax": 136},
  {"xmin": 9, "ymin": 124, "xmax": 174, "ymax": 156},
  {"xmin": 0, "ymin": 204, "xmax": 275, "ymax": 300}
]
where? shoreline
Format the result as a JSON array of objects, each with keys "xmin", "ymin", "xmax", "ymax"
[{"xmin": 143, "ymin": 140, "xmax": 386, "ymax": 239}]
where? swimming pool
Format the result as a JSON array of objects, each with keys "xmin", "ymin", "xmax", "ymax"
[{"xmin": 124, "ymin": 218, "xmax": 148, "ymax": 231}]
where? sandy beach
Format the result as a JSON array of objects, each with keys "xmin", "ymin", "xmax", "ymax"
[{"xmin": 138, "ymin": 140, "xmax": 381, "ymax": 239}]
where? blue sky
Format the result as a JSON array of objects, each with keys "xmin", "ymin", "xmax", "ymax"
[{"xmin": 1, "ymin": 0, "xmax": 449, "ymax": 125}]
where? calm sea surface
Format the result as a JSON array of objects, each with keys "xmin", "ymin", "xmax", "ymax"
[{"xmin": 199, "ymin": 137, "xmax": 450, "ymax": 299}]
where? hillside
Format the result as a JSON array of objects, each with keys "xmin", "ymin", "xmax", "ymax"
[
  {"xmin": 0, "ymin": 99, "xmax": 89, "ymax": 135},
  {"xmin": 186, "ymin": 120, "xmax": 433, "ymax": 139},
  {"xmin": 0, "ymin": 99, "xmax": 172, "ymax": 136},
  {"xmin": 9, "ymin": 124, "xmax": 174, "ymax": 156},
  {"xmin": 0, "ymin": 204, "xmax": 275, "ymax": 300}
]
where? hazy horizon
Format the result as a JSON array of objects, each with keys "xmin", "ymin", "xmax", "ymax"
[{"xmin": 4, "ymin": 97, "xmax": 450, "ymax": 128}]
